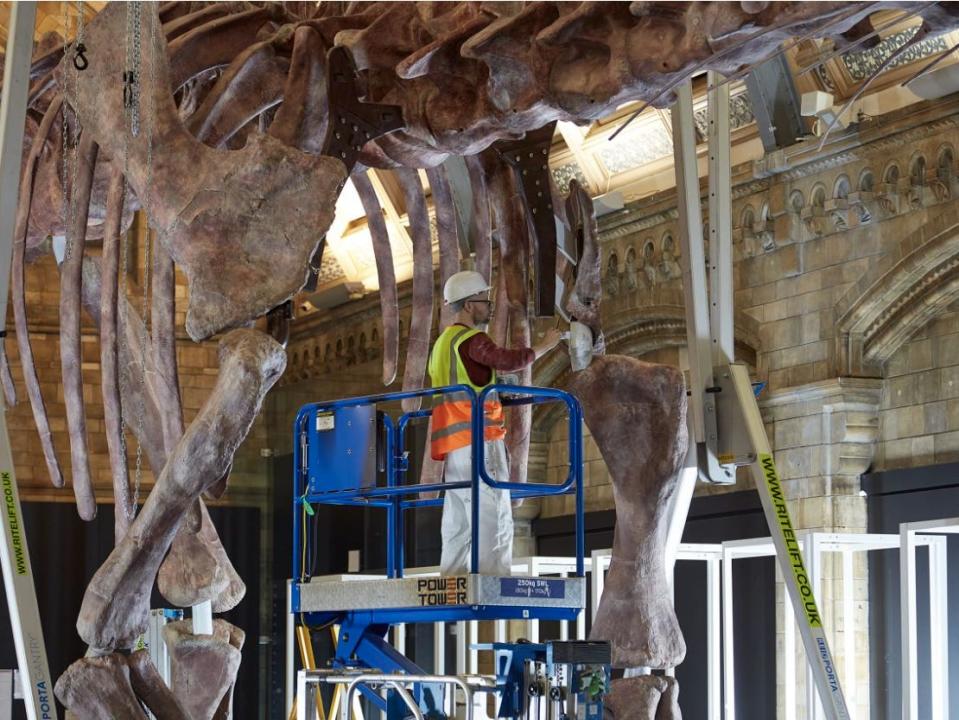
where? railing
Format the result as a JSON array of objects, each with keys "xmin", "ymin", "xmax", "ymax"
[{"xmin": 292, "ymin": 385, "xmax": 586, "ymax": 584}]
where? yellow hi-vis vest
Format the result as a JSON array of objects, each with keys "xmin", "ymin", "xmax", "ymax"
[{"xmin": 427, "ymin": 325, "xmax": 506, "ymax": 460}]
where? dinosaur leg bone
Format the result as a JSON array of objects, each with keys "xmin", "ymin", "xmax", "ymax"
[
  {"xmin": 76, "ymin": 328, "xmax": 285, "ymax": 651},
  {"xmin": 569, "ymin": 356, "xmax": 688, "ymax": 669}
]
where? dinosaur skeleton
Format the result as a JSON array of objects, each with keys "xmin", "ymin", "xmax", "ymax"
[{"xmin": 4, "ymin": 1, "xmax": 958, "ymax": 717}]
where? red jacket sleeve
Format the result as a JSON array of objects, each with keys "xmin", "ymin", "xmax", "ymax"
[{"xmin": 462, "ymin": 333, "xmax": 535, "ymax": 372}]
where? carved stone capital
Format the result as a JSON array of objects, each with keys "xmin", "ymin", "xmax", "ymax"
[{"xmin": 760, "ymin": 377, "xmax": 882, "ymax": 484}]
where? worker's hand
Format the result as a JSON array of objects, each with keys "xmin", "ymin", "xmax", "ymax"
[{"xmin": 533, "ymin": 328, "xmax": 564, "ymax": 359}]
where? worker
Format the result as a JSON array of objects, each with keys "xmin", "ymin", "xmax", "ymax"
[{"xmin": 428, "ymin": 270, "xmax": 562, "ymax": 576}]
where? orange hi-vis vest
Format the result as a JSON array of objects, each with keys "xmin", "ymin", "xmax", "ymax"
[{"xmin": 427, "ymin": 325, "xmax": 506, "ymax": 460}]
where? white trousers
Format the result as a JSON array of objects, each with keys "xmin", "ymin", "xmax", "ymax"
[{"xmin": 440, "ymin": 440, "xmax": 513, "ymax": 576}]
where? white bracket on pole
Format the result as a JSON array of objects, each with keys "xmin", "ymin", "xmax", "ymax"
[
  {"xmin": 671, "ymin": 80, "xmax": 732, "ymax": 485},
  {"xmin": 706, "ymin": 71, "xmax": 735, "ymax": 367},
  {"xmin": 0, "ymin": 5, "xmax": 59, "ymax": 720}
]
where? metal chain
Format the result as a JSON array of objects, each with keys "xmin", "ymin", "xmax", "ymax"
[
  {"xmin": 130, "ymin": 1, "xmax": 162, "ymax": 514},
  {"xmin": 125, "ymin": 1, "xmax": 141, "ymax": 137},
  {"xmin": 64, "ymin": 2, "xmax": 84, "ymax": 265},
  {"xmin": 118, "ymin": 1, "xmax": 150, "ymax": 520},
  {"xmin": 59, "ymin": 2, "xmax": 70, "ymax": 234}
]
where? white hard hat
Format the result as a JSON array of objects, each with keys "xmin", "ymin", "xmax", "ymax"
[{"xmin": 443, "ymin": 270, "xmax": 490, "ymax": 305}]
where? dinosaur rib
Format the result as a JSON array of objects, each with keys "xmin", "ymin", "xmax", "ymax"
[
  {"xmin": 187, "ymin": 39, "xmax": 287, "ymax": 148},
  {"xmin": 425, "ymin": 165, "xmax": 462, "ymax": 328},
  {"xmin": 13, "ymin": 97, "xmax": 64, "ymax": 488},
  {"xmin": 60, "ymin": 134, "xmax": 99, "ymax": 521},
  {"xmin": 352, "ymin": 169, "xmax": 399, "ymax": 386},
  {"xmin": 396, "ymin": 168, "xmax": 434, "ymax": 413},
  {"xmin": 99, "ymin": 168, "xmax": 132, "ymax": 542}
]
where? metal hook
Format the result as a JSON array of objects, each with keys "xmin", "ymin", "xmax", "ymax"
[{"xmin": 73, "ymin": 42, "xmax": 88, "ymax": 71}]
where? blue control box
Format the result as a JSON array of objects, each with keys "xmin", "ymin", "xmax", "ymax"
[{"xmin": 306, "ymin": 405, "xmax": 378, "ymax": 495}]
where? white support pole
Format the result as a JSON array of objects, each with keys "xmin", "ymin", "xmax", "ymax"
[
  {"xmin": 286, "ymin": 582, "xmax": 295, "ymax": 717},
  {"xmin": 928, "ymin": 536, "xmax": 948, "ymax": 720},
  {"xmin": 495, "ymin": 620, "xmax": 507, "ymax": 644},
  {"xmin": 468, "ymin": 621, "xmax": 479, "ymax": 675},
  {"xmin": 0, "ymin": 8, "xmax": 57, "ymax": 720},
  {"xmin": 434, "ymin": 623, "xmax": 446, "ymax": 674},
  {"xmin": 395, "ymin": 623, "xmax": 407, "ymax": 657},
  {"xmin": 706, "ymin": 70, "xmax": 734, "ymax": 366},
  {"xmin": 706, "ymin": 558, "xmax": 721, "ymax": 720},
  {"xmin": 782, "ymin": 565, "xmax": 797, "ymax": 720},
  {"xmin": 455, "ymin": 622, "xmax": 466, "ymax": 676},
  {"xmin": 901, "ymin": 528, "xmax": 919, "ymax": 720},
  {"xmin": 296, "ymin": 670, "xmax": 306, "ymax": 720},
  {"xmin": 0, "ymin": 670, "xmax": 12, "ymax": 720},
  {"xmin": 559, "ymin": 572, "xmax": 569, "ymax": 641},
  {"xmin": 671, "ymin": 80, "xmax": 723, "ymax": 484},
  {"xmin": 806, "ymin": 534, "xmax": 824, "ymax": 720},
  {"xmin": 590, "ymin": 551, "xmax": 606, "ymax": 624},
  {"xmin": 721, "ymin": 546, "xmax": 735, "ymax": 720},
  {"xmin": 841, "ymin": 550, "xmax": 855, "ymax": 714}
]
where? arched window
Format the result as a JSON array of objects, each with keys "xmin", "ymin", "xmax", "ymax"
[
  {"xmin": 883, "ymin": 163, "xmax": 900, "ymax": 185},
  {"xmin": 938, "ymin": 146, "xmax": 955, "ymax": 181},
  {"xmin": 910, "ymin": 155, "xmax": 926, "ymax": 187},
  {"xmin": 833, "ymin": 175, "xmax": 850, "ymax": 200},
  {"xmin": 789, "ymin": 190, "xmax": 805, "ymax": 213},
  {"xmin": 811, "ymin": 184, "xmax": 826, "ymax": 209}
]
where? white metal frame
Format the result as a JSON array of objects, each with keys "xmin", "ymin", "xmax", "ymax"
[
  {"xmin": 0, "ymin": 670, "xmax": 18, "ymax": 720},
  {"xmin": 721, "ymin": 530, "xmax": 951, "ymax": 720},
  {"xmin": 0, "ymin": 5, "xmax": 58, "ymax": 720},
  {"xmin": 900, "ymin": 517, "xmax": 956, "ymax": 720},
  {"xmin": 290, "ymin": 525, "xmax": 956, "ymax": 720}
]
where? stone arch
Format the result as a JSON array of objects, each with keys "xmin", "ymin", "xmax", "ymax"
[
  {"xmin": 909, "ymin": 153, "xmax": 926, "ymax": 186},
  {"xmin": 937, "ymin": 144, "xmax": 955, "ymax": 180},
  {"xmin": 833, "ymin": 174, "xmax": 851, "ymax": 200},
  {"xmin": 883, "ymin": 161, "xmax": 900, "ymax": 185},
  {"xmin": 835, "ymin": 205, "xmax": 959, "ymax": 373},
  {"xmin": 811, "ymin": 183, "xmax": 827, "ymax": 208},
  {"xmin": 607, "ymin": 249, "xmax": 619, "ymax": 270},
  {"xmin": 789, "ymin": 189, "xmax": 805, "ymax": 213},
  {"xmin": 858, "ymin": 168, "xmax": 875, "ymax": 193},
  {"xmin": 740, "ymin": 204, "xmax": 755, "ymax": 230}
]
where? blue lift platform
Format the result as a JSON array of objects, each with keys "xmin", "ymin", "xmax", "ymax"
[{"xmin": 291, "ymin": 384, "xmax": 609, "ymax": 720}]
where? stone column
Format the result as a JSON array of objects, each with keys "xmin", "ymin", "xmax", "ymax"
[{"xmin": 760, "ymin": 377, "xmax": 881, "ymax": 720}]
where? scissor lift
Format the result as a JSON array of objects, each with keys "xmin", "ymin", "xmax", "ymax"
[{"xmin": 291, "ymin": 385, "xmax": 609, "ymax": 720}]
